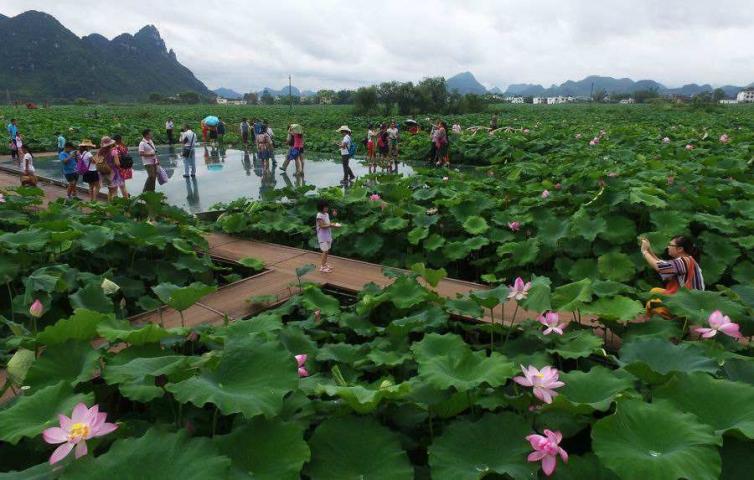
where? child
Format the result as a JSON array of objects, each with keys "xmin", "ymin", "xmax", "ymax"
[
  {"xmin": 316, "ymin": 199, "xmax": 340, "ymax": 273},
  {"xmin": 59, "ymin": 142, "xmax": 78, "ymax": 198},
  {"xmin": 20, "ymin": 145, "xmax": 36, "ymax": 187}
]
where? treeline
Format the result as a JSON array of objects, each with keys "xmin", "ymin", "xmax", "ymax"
[{"xmin": 352, "ymin": 78, "xmax": 488, "ymax": 115}]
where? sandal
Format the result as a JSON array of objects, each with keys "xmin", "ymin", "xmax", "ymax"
[{"xmin": 319, "ymin": 266, "xmax": 332, "ymax": 273}]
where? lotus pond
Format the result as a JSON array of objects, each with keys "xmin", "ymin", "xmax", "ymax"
[{"xmin": 2, "ymin": 104, "xmax": 754, "ymax": 479}]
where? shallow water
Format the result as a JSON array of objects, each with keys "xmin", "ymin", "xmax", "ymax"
[{"xmin": 19, "ymin": 145, "xmax": 417, "ymax": 212}]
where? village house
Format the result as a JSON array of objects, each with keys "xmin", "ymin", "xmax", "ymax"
[
  {"xmin": 737, "ymin": 89, "xmax": 754, "ymax": 103},
  {"xmin": 619, "ymin": 98, "xmax": 636, "ymax": 104}
]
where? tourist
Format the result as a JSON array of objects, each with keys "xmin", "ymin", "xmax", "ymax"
[
  {"xmin": 366, "ymin": 123, "xmax": 377, "ymax": 173},
  {"xmin": 20, "ymin": 145, "xmax": 36, "ymax": 187},
  {"xmin": 112, "ymin": 135, "xmax": 132, "ymax": 199},
  {"xmin": 434, "ymin": 120, "xmax": 449, "ymax": 167},
  {"xmin": 427, "ymin": 120, "xmax": 438, "ymax": 164},
  {"xmin": 7, "ymin": 118, "xmax": 18, "ymax": 162},
  {"xmin": 96, "ymin": 136, "xmax": 123, "ymax": 202},
  {"xmin": 256, "ymin": 122, "xmax": 273, "ymax": 168},
  {"xmin": 377, "ymin": 123, "xmax": 389, "ymax": 168},
  {"xmin": 452, "ymin": 122, "xmax": 462, "ymax": 134},
  {"xmin": 281, "ymin": 124, "xmax": 305, "ymax": 175},
  {"xmin": 641, "ymin": 235, "xmax": 704, "ymax": 317},
  {"xmin": 59, "ymin": 141, "xmax": 78, "ymax": 199},
  {"xmin": 139, "ymin": 129, "xmax": 158, "ymax": 192},
  {"xmin": 216, "ymin": 118, "xmax": 226, "ymax": 144},
  {"xmin": 240, "ymin": 118, "xmax": 251, "ymax": 146},
  {"xmin": 316, "ymin": 199, "xmax": 340, "ymax": 273},
  {"xmin": 201, "ymin": 121, "xmax": 209, "ymax": 144},
  {"xmin": 166, "ymin": 118, "xmax": 175, "ymax": 145},
  {"xmin": 387, "ymin": 120, "xmax": 399, "ymax": 164},
  {"xmin": 78, "ymin": 139, "xmax": 99, "ymax": 201},
  {"xmin": 56, "ymin": 131, "xmax": 66, "ymax": 153},
  {"xmin": 253, "ymin": 118, "xmax": 263, "ymax": 136},
  {"xmin": 337, "ymin": 125, "xmax": 356, "ymax": 184},
  {"xmin": 265, "ymin": 120, "xmax": 274, "ymax": 160},
  {"xmin": 490, "ymin": 113, "xmax": 499, "ymax": 131},
  {"xmin": 180, "ymin": 123, "xmax": 197, "ymax": 177}
]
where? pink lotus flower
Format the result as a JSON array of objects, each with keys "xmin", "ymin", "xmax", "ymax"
[
  {"xmin": 662, "ymin": 137, "xmax": 670, "ymax": 144},
  {"xmin": 332, "ymin": 209, "xmax": 338, "ymax": 217},
  {"xmin": 314, "ymin": 309, "xmax": 321, "ymax": 322},
  {"xmin": 667, "ymin": 175, "xmax": 675, "ymax": 185},
  {"xmin": 523, "ymin": 128, "xmax": 530, "ymax": 134},
  {"xmin": 42, "ymin": 403, "xmax": 118, "ymax": 464},
  {"xmin": 574, "ymin": 133, "xmax": 582, "ymax": 139},
  {"xmin": 539, "ymin": 312, "xmax": 567, "ymax": 336},
  {"xmin": 554, "ymin": 183, "xmax": 561, "ymax": 190},
  {"xmin": 369, "ymin": 194, "xmax": 381, "ymax": 202},
  {"xmin": 686, "ymin": 144, "xmax": 695, "ymax": 151},
  {"xmin": 526, "ymin": 429, "xmax": 568, "ymax": 476},
  {"xmin": 29, "ymin": 299, "xmax": 44, "ymax": 318},
  {"xmin": 508, "ymin": 221, "xmax": 521, "ymax": 232},
  {"xmin": 589, "ymin": 139, "xmax": 598, "ymax": 146},
  {"xmin": 295, "ymin": 354, "xmax": 309, "ymax": 377},
  {"xmin": 507, "ymin": 277, "xmax": 531, "ymax": 301},
  {"xmin": 720, "ymin": 134, "xmax": 730, "ymax": 144},
  {"xmin": 694, "ymin": 310, "xmax": 742, "ymax": 339},
  {"xmin": 513, "ymin": 365, "xmax": 565, "ymax": 404},
  {"xmin": 541, "ymin": 190, "xmax": 550, "ymax": 199},
  {"xmin": 0, "ymin": 193, "xmax": 5, "ymax": 203}
]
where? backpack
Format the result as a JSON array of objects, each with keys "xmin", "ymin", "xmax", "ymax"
[
  {"xmin": 348, "ymin": 139, "xmax": 357, "ymax": 157},
  {"xmin": 94, "ymin": 153, "xmax": 111, "ymax": 175},
  {"xmin": 75, "ymin": 153, "xmax": 89, "ymax": 175}
]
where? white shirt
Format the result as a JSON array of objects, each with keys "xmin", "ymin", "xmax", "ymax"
[
  {"xmin": 79, "ymin": 151, "xmax": 96, "ymax": 171},
  {"xmin": 266, "ymin": 127, "xmax": 274, "ymax": 138},
  {"xmin": 340, "ymin": 134, "xmax": 351, "ymax": 155},
  {"xmin": 180, "ymin": 129, "xmax": 196, "ymax": 147},
  {"xmin": 138, "ymin": 138, "xmax": 157, "ymax": 165},
  {"xmin": 23, "ymin": 152, "xmax": 34, "ymax": 173},
  {"xmin": 166, "ymin": 120, "xmax": 174, "ymax": 130},
  {"xmin": 387, "ymin": 127, "xmax": 398, "ymax": 140}
]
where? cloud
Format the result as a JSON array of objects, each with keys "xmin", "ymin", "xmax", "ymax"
[{"xmin": 2, "ymin": 0, "xmax": 753, "ymax": 91}]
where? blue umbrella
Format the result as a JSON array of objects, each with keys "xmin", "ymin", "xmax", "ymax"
[{"xmin": 203, "ymin": 116, "xmax": 219, "ymax": 127}]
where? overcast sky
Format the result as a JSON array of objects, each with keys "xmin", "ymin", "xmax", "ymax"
[{"xmin": 2, "ymin": 0, "xmax": 754, "ymax": 92}]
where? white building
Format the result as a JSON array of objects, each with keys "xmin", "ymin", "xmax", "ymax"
[
  {"xmin": 533, "ymin": 97, "xmax": 546, "ymax": 104},
  {"xmin": 216, "ymin": 97, "xmax": 247, "ymax": 105},
  {"xmin": 737, "ymin": 89, "xmax": 754, "ymax": 103},
  {"xmin": 719, "ymin": 99, "xmax": 738, "ymax": 105},
  {"xmin": 619, "ymin": 98, "xmax": 636, "ymax": 104},
  {"xmin": 511, "ymin": 97, "xmax": 524, "ymax": 104},
  {"xmin": 216, "ymin": 97, "xmax": 228, "ymax": 104},
  {"xmin": 545, "ymin": 96, "xmax": 573, "ymax": 104}
]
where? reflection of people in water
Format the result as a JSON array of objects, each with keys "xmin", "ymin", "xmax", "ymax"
[
  {"xmin": 281, "ymin": 172, "xmax": 294, "ymax": 189},
  {"xmin": 259, "ymin": 158, "xmax": 277, "ymax": 198},
  {"xmin": 184, "ymin": 176, "xmax": 200, "ymax": 212},
  {"xmin": 252, "ymin": 150, "xmax": 263, "ymax": 178},
  {"xmin": 242, "ymin": 149, "xmax": 252, "ymax": 176}
]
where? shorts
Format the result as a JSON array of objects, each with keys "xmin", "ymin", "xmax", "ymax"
[
  {"xmin": 378, "ymin": 144, "xmax": 389, "ymax": 155},
  {"xmin": 64, "ymin": 173, "xmax": 79, "ymax": 183},
  {"xmin": 209, "ymin": 130, "xmax": 218, "ymax": 139},
  {"xmin": 83, "ymin": 171, "xmax": 99, "ymax": 184},
  {"xmin": 99, "ymin": 171, "xmax": 115, "ymax": 187},
  {"xmin": 319, "ymin": 240, "xmax": 331, "ymax": 252},
  {"xmin": 367, "ymin": 141, "xmax": 375, "ymax": 156},
  {"xmin": 242, "ymin": 132, "xmax": 249, "ymax": 143}
]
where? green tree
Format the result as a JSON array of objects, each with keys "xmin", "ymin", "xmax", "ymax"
[
  {"xmin": 177, "ymin": 91, "xmax": 200, "ymax": 104},
  {"xmin": 395, "ymin": 82, "xmax": 417, "ymax": 115},
  {"xmin": 260, "ymin": 91, "xmax": 275, "ymax": 105},
  {"xmin": 335, "ymin": 90, "xmax": 353, "ymax": 105},
  {"xmin": 243, "ymin": 92, "xmax": 258, "ymax": 105},
  {"xmin": 592, "ymin": 89, "xmax": 607, "ymax": 103},
  {"xmin": 416, "ymin": 77, "xmax": 448, "ymax": 113},
  {"xmin": 377, "ymin": 81, "xmax": 400, "ymax": 115},
  {"xmin": 634, "ymin": 89, "xmax": 660, "ymax": 103},
  {"xmin": 148, "ymin": 92, "xmax": 164, "ymax": 103},
  {"xmin": 712, "ymin": 88, "xmax": 726, "ymax": 102},
  {"xmin": 353, "ymin": 86, "xmax": 378, "ymax": 114}
]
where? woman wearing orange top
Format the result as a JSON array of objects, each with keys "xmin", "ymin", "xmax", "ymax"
[{"xmin": 641, "ymin": 235, "xmax": 704, "ymax": 317}]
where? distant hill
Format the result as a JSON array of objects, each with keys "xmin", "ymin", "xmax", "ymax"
[
  {"xmin": 500, "ymin": 75, "xmax": 751, "ymax": 98},
  {"xmin": 213, "ymin": 87, "xmax": 242, "ymax": 99},
  {"xmin": 258, "ymin": 86, "xmax": 315, "ymax": 97},
  {"xmin": 446, "ymin": 72, "xmax": 487, "ymax": 95},
  {"xmin": 0, "ymin": 10, "xmax": 211, "ymax": 102},
  {"xmin": 487, "ymin": 86, "xmax": 504, "ymax": 95}
]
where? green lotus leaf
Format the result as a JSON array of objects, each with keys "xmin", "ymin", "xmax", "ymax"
[
  {"xmin": 698, "ymin": 232, "xmax": 740, "ymax": 285},
  {"xmin": 547, "ymin": 329, "xmax": 604, "ymax": 360},
  {"xmin": 165, "ymin": 336, "xmax": 298, "ymax": 418},
  {"xmin": 694, "ymin": 213, "xmax": 737, "ymax": 235},
  {"xmin": 599, "ymin": 215, "xmax": 636, "ymax": 243},
  {"xmin": 663, "ymin": 289, "xmax": 746, "ymax": 325},
  {"xmin": 592, "ymin": 400, "xmax": 721, "ymax": 480},
  {"xmin": 557, "ymin": 366, "xmax": 635, "ymax": 411},
  {"xmin": 412, "ymin": 333, "xmax": 514, "ymax": 392},
  {"xmin": 315, "ymin": 342, "xmax": 367, "ymax": 365},
  {"xmin": 428, "ymin": 412, "xmax": 534, "ymax": 480},
  {"xmin": 445, "ymin": 297, "xmax": 484, "ymax": 318},
  {"xmin": 354, "ymin": 233, "xmax": 384, "ymax": 256},
  {"xmin": 424, "ymin": 233, "xmax": 446, "ymax": 251},
  {"xmin": 621, "ymin": 317, "xmax": 681, "ymax": 342},
  {"xmin": 413, "ymin": 212, "xmax": 440, "ymax": 228},
  {"xmin": 469, "ymin": 284, "xmax": 510, "ymax": 309},
  {"xmin": 597, "ymin": 251, "xmax": 636, "ymax": 282},
  {"xmin": 299, "ymin": 284, "xmax": 340, "ymax": 316},
  {"xmin": 619, "ymin": 337, "xmax": 717, "ymax": 383},
  {"xmin": 6, "ymin": 348, "xmax": 35, "ymax": 386},
  {"xmin": 0, "ymin": 255, "xmax": 20, "ymax": 284},
  {"xmin": 381, "ymin": 216, "xmax": 409, "ymax": 232},
  {"xmin": 104, "ymin": 349, "xmax": 194, "ymax": 402},
  {"xmin": 537, "ymin": 216, "xmax": 570, "ymax": 247},
  {"xmin": 214, "ymin": 418, "xmax": 310, "ymax": 480},
  {"xmin": 497, "ymin": 238, "xmax": 540, "ymax": 266},
  {"xmin": 591, "ymin": 280, "xmax": 634, "ymax": 298},
  {"xmin": 549, "ymin": 453, "xmax": 620, "ymax": 480},
  {"xmin": 307, "ymin": 416, "xmax": 412, "ymax": 480},
  {"xmin": 463, "ymin": 236, "xmax": 490, "ymax": 251},
  {"xmin": 551, "ymin": 278, "xmax": 592, "ymax": 312},
  {"xmin": 443, "ymin": 240, "xmax": 473, "ymax": 261},
  {"xmin": 62, "ymin": 429, "xmax": 231, "ymax": 480},
  {"xmin": 629, "ymin": 187, "xmax": 667, "ymax": 208},
  {"xmin": 583, "ymin": 295, "xmax": 644, "ymax": 323},
  {"xmin": 77, "ymin": 224, "xmax": 114, "ymax": 252},
  {"xmin": 654, "ymin": 372, "xmax": 754, "ymax": 439},
  {"xmin": 570, "ymin": 213, "xmax": 607, "ymax": 241},
  {"xmin": 0, "ymin": 462, "xmax": 54, "ymax": 480},
  {"xmin": 568, "ymin": 258, "xmax": 598, "ymax": 281},
  {"xmin": 720, "ymin": 437, "xmax": 754, "ymax": 480},
  {"xmin": 171, "ymin": 237, "xmax": 195, "ymax": 254},
  {"xmin": 0, "ymin": 228, "xmax": 50, "ymax": 251},
  {"xmin": 386, "ymin": 306, "xmax": 449, "ymax": 337},
  {"xmin": 69, "ymin": 282, "xmax": 114, "ymax": 313},
  {"xmin": 37, "ymin": 309, "xmax": 113, "ymax": 345},
  {"xmin": 152, "ymin": 282, "xmax": 216, "ymax": 312},
  {"xmin": 407, "ymin": 226, "xmax": 429, "ymax": 245},
  {"xmin": 650, "ymin": 210, "xmax": 690, "ymax": 235},
  {"xmin": 96, "ymin": 319, "xmax": 173, "ymax": 345},
  {"xmin": 295, "ymin": 263, "xmax": 316, "ymax": 278},
  {"xmin": 462, "ymin": 215, "xmax": 489, "ymax": 235},
  {"xmin": 413, "ymin": 187, "xmax": 438, "ymax": 201},
  {"xmin": 410, "ymin": 262, "xmax": 447, "ymax": 287},
  {"xmin": 23, "ymin": 341, "xmax": 100, "ymax": 390},
  {"xmin": 316, "ymin": 381, "xmax": 412, "ymax": 413},
  {"xmin": 380, "ymin": 276, "xmax": 434, "ymax": 310},
  {"xmin": 0, "ymin": 381, "xmax": 93, "ymax": 444},
  {"xmin": 520, "ymin": 275, "xmax": 552, "ymax": 313},
  {"xmin": 238, "ymin": 256, "xmax": 265, "ymax": 270}
]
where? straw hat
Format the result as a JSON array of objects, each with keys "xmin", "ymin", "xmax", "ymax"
[
  {"xmin": 100, "ymin": 136, "xmax": 116, "ymax": 148},
  {"xmin": 78, "ymin": 139, "xmax": 96, "ymax": 148},
  {"xmin": 337, "ymin": 125, "xmax": 351, "ymax": 133}
]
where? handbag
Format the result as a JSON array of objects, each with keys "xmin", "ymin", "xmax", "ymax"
[
  {"xmin": 157, "ymin": 165, "xmax": 169, "ymax": 185},
  {"xmin": 94, "ymin": 153, "xmax": 111, "ymax": 175}
]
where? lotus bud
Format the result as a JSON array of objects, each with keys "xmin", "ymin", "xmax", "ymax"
[
  {"xmin": 686, "ymin": 144, "xmax": 694, "ymax": 151},
  {"xmin": 101, "ymin": 278, "xmax": 120, "ymax": 295},
  {"xmin": 541, "ymin": 190, "xmax": 550, "ymax": 199},
  {"xmin": 29, "ymin": 299, "xmax": 44, "ymax": 318},
  {"xmin": 662, "ymin": 137, "xmax": 670, "ymax": 144}
]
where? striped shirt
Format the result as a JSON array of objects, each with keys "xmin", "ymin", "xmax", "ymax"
[{"xmin": 657, "ymin": 257, "xmax": 705, "ymax": 291}]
